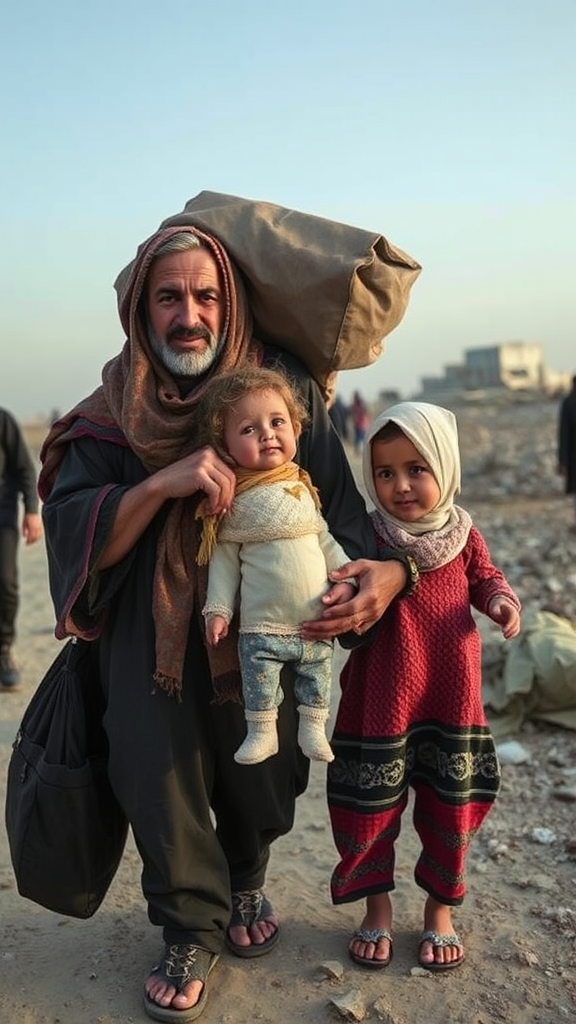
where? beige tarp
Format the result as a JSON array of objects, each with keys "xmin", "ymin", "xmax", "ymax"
[{"xmin": 483, "ymin": 610, "xmax": 576, "ymax": 737}]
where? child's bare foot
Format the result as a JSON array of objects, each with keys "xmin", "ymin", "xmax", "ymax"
[
  {"xmin": 349, "ymin": 892, "xmax": 393, "ymax": 968},
  {"xmin": 418, "ymin": 896, "xmax": 465, "ymax": 970}
]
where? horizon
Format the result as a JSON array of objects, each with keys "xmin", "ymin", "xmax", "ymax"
[{"xmin": 19, "ymin": 338, "xmax": 570, "ymax": 429}]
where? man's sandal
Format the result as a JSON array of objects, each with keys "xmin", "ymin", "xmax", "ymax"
[
  {"xmin": 418, "ymin": 930, "xmax": 465, "ymax": 971},
  {"xmin": 143, "ymin": 944, "xmax": 219, "ymax": 1022},
  {"xmin": 349, "ymin": 927, "xmax": 393, "ymax": 969},
  {"xmin": 225, "ymin": 889, "xmax": 280, "ymax": 958}
]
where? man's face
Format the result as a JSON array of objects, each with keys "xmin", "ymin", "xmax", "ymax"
[{"xmin": 146, "ymin": 247, "xmax": 226, "ymax": 377}]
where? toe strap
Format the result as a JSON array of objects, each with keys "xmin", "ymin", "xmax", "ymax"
[
  {"xmin": 354, "ymin": 928, "xmax": 393, "ymax": 944},
  {"xmin": 230, "ymin": 889, "xmax": 273, "ymax": 928},
  {"xmin": 420, "ymin": 930, "xmax": 462, "ymax": 948},
  {"xmin": 150, "ymin": 945, "xmax": 217, "ymax": 994}
]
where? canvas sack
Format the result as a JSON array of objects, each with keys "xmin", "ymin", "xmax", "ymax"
[{"xmin": 157, "ymin": 191, "xmax": 421, "ymax": 400}]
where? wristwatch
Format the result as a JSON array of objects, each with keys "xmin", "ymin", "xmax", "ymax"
[{"xmin": 379, "ymin": 550, "xmax": 420, "ymax": 597}]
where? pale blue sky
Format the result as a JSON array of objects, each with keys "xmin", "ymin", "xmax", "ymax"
[{"xmin": 1, "ymin": 0, "xmax": 574, "ymax": 419}]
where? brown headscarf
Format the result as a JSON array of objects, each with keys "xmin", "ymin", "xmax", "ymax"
[{"xmin": 39, "ymin": 225, "xmax": 262, "ymax": 698}]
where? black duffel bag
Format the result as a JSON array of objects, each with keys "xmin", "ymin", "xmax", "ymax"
[{"xmin": 5, "ymin": 637, "xmax": 128, "ymax": 918}]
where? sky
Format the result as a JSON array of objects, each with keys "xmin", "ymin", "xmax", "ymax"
[{"xmin": 1, "ymin": 0, "xmax": 574, "ymax": 421}]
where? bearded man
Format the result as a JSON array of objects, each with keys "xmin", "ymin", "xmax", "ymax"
[{"xmin": 39, "ymin": 226, "xmax": 411, "ymax": 1021}]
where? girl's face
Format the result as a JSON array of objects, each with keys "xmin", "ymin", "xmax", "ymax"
[
  {"xmin": 371, "ymin": 432, "xmax": 441, "ymax": 522},
  {"xmin": 224, "ymin": 389, "xmax": 299, "ymax": 471}
]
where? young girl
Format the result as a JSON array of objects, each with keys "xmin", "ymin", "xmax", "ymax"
[
  {"xmin": 328, "ymin": 401, "xmax": 521, "ymax": 971},
  {"xmin": 194, "ymin": 365, "xmax": 356, "ymax": 765}
]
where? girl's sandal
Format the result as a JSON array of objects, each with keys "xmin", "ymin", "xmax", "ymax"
[
  {"xmin": 349, "ymin": 927, "xmax": 393, "ymax": 969},
  {"xmin": 418, "ymin": 930, "xmax": 465, "ymax": 971}
]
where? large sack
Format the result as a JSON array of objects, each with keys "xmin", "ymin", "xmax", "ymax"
[
  {"xmin": 483, "ymin": 610, "xmax": 576, "ymax": 737},
  {"xmin": 158, "ymin": 191, "xmax": 422, "ymax": 400}
]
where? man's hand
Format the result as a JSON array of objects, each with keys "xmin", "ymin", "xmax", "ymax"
[
  {"xmin": 300, "ymin": 558, "xmax": 406, "ymax": 639},
  {"xmin": 155, "ymin": 446, "xmax": 236, "ymax": 514},
  {"xmin": 98, "ymin": 446, "xmax": 237, "ymax": 570}
]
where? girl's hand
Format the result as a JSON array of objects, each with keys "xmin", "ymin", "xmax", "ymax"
[{"xmin": 488, "ymin": 598, "xmax": 521, "ymax": 640}]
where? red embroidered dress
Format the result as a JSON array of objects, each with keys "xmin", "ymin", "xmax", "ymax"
[
  {"xmin": 328, "ymin": 523, "xmax": 518, "ymax": 906},
  {"xmin": 328, "ymin": 400, "xmax": 521, "ymax": 909}
]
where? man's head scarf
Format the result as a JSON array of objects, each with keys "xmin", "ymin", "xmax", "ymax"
[{"xmin": 40, "ymin": 225, "xmax": 262, "ymax": 698}]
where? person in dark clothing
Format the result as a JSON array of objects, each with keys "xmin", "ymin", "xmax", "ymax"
[
  {"xmin": 0, "ymin": 407, "xmax": 43, "ymax": 689},
  {"xmin": 328, "ymin": 394, "xmax": 349, "ymax": 442},
  {"xmin": 558, "ymin": 375, "xmax": 576, "ymax": 530},
  {"xmin": 38, "ymin": 226, "xmax": 412, "ymax": 1022}
]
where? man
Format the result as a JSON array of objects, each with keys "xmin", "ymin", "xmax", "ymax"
[
  {"xmin": 0, "ymin": 407, "xmax": 43, "ymax": 689},
  {"xmin": 39, "ymin": 226, "xmax": 414, "ymax": 1021},
  {"xmin": 558, "ymin": 375, "xmax": 576, "ymax": 531}
]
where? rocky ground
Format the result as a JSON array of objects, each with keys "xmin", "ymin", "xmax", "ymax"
[{"xmin": 0, "ymin": 399, "xmax": 573, "ymax": 1024}]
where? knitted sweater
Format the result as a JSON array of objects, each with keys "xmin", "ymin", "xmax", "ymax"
[{"xmin": 203, "ymin": 478, "xmax": 351, "ymax": 635}]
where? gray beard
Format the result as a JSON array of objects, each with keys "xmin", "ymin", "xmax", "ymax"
[{"xmin": 148, "ymin": 327, "xmax": 224, "ymax": 378}]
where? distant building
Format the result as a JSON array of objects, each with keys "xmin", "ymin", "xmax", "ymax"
[
  {"xmin": 419, "ymin": 341, "xmax": 571, "ymax": 399},
  {"xmin": 377, "ymin": 388, "xmax": 401, "ymax": 407},
  {"xmin": 465, "ymin": 342, "xmax": 543, "ymax": 390}
]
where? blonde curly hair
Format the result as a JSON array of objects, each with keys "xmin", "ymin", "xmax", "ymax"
[{"xmin": 193, "ymin": 364, "xmax": 309, "ymax": 460}]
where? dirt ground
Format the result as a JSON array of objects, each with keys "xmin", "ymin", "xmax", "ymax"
[{"xmin": 0, "ymin": 422, "xmax": 575, "ymax": 1024}]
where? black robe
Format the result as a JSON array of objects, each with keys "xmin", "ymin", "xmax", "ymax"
[{"xmin": 41, "ymin": 347, "xmax": 378, "ymax": 951}]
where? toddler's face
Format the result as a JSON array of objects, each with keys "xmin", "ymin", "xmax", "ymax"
[
  {"xmin": 224, "ymin": 389, "xmax": 299, "ymax": 471},
  {"xmin": 371, "ymin": 433, "xmax": 440, "ymax": 522}
]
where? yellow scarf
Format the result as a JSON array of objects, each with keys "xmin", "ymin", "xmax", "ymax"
[{"xmin": 196, "ymin": 461, "xmax": 321, "ymax": 566}]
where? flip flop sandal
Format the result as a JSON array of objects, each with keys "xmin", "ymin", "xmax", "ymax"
[
  {"xmin": 349, "ymin": 927, "xmax": 393, "ymax": 969},
  {"xmin": 225, "ymin": 889, "xmax": 280, "ymax": 958},
  {"xmin": 418, "ymin": 930, "xmax": 465, "ymax": 971},
  {"xmin": 144, "ymin": 944, "xmax": 219, "ymax": 1022}
]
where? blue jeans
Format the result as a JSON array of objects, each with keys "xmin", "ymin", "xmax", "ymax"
[{"xmin": 238, "ymin": 633, "xmax": 333, "ymax": 712}]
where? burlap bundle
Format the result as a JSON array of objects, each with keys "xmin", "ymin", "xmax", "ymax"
[{"xmin": 156, "ymin": 190, "xmax": 421, "ymax": 401}]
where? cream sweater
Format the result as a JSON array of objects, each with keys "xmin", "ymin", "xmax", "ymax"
[{"xmin": 203, "ymin": 479, "xmax": 351, "ymax": 635}]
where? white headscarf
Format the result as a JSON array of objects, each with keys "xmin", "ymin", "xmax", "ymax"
[
  {"xmin": 363, "ymin": 401, "xmax": 460, "ymax": 531},
  {"xmin": 362, "ymin": 402, "xmax": 472, "ymax": 569}
]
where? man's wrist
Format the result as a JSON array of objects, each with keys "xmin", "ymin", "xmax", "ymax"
[{"xmin": 379, "ymin": 549, "xmax": 420, "ymax": 597}]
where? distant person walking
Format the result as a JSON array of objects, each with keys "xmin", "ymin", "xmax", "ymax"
[
  {"xmin": 350, "ymin": 391, "xmax": 370, "ymax": 455},
  {"xmin": 558, "ymin": 375, "xmax": 576, "ymax": 531},
  {"xmin": 328, "ymin": 394, "xmax": 349, "ymax": 442},
  {"xmin": 0, "ymin": 407, "xmax": 43, "ymax": 689}
]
